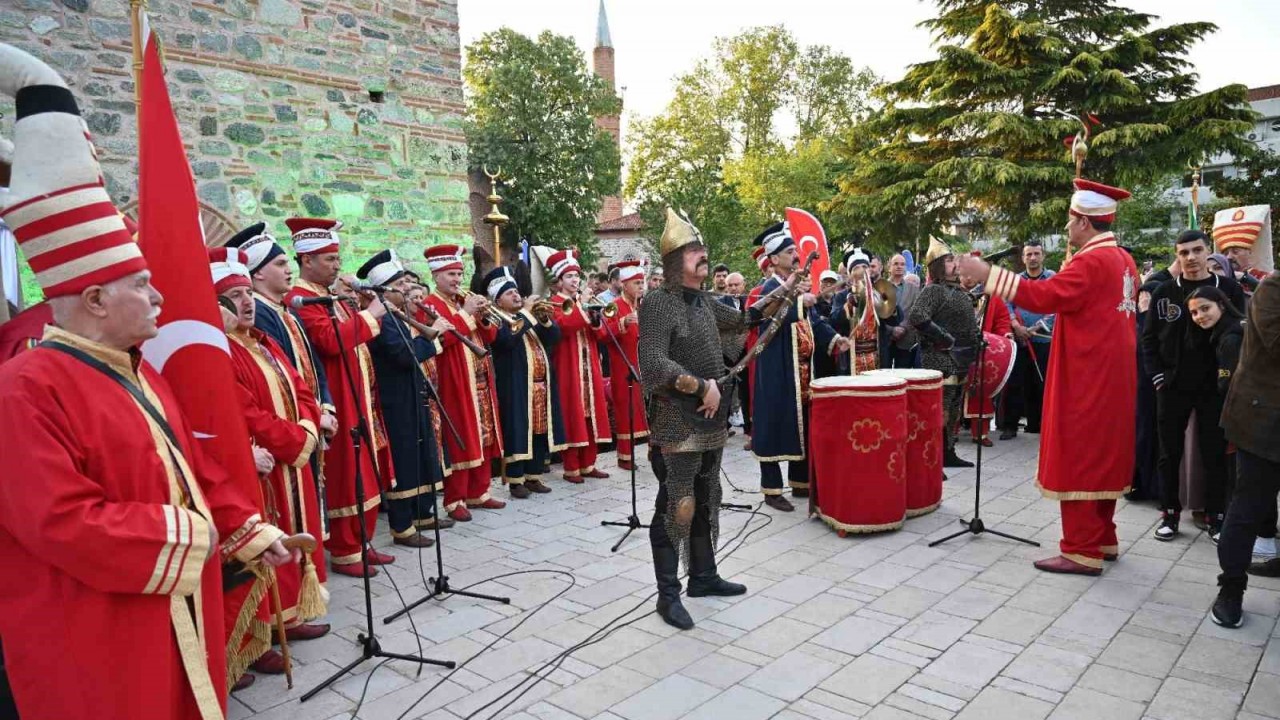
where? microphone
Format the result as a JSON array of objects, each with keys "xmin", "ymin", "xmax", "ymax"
[{"xmin": 290, "ymin": 295, "xmax": 340, "ymax": 309}]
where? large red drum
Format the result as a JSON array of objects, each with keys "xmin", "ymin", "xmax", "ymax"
[
  {"xmin": 966, "ymin": 331, "xmax": 1017, "ymax": 401},
  {"xmin": 810, "ymin": 375, "xmax": 908, "ymax": 535},
  {"xmin": 868, "ymin": 368, "xmax": 945, "ymax": 517}
]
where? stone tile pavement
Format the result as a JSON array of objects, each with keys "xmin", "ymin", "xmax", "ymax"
[{"xmin": 236, "ymin": 433, "xmax": 1280, "ymax": 720}]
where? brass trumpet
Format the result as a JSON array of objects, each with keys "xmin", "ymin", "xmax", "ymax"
[
  {"xmin": 459, "ymin": 290, "xmax": 510, "ymax": 327},
  {"xmin": 533, "ymin": 295, "xmax": 574, "ymax": 315}
]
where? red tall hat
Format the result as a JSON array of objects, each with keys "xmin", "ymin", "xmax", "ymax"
[
  {"xmin": 753, "ymin": 246, "xmax": 771, "ymax": 271},
  {"xmin": 285, "ymin": 217, "xmax": 341, "ymax": 255},
  {"xmin": 0, "ymin": 43, "xmax": 146, "ymax": 298},
  {"xmin": 424, "ymin": 243, "xmax": 465, "ymax": 273},
  {"xmin": 1069, "ymin": 178, "xmax": 1131, "ymax": 223},
  {"xmin": 207, "ymin": 246, "xmax": 251, "ymax": 294},
  {"xmin": 546, "ymin": 249, "xmax": 581, "ymax": 280},
  {"xmin": 615, "ymin": 259, "xmax": 645, "ymax": 282}
]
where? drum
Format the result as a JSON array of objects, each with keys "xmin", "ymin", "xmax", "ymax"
[
  {"xmin": 810, "ymin": 375, "xmax": 908, "ymax": 536},
  {"xmin": 966, "ymin": 331, "xmax": 1017, "ymax": 401},
  {"xmin": 868, "ymin": 368, "xmax": 945, "ymax": 517}
]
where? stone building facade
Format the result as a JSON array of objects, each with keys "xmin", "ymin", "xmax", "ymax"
[{"xmin": 1, "ymin": 0, "xmax": 470, "ymax": 299}]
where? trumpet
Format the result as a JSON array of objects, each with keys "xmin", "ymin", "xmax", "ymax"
[
  {"xmin": 533, "ymin": 295, "xmax": 574, "ymax": 316},
  {"xmin": 459, "ymin": 290, "xmax": 510, "ymax": 327}
]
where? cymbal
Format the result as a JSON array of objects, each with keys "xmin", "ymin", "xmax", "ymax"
[{"xmin": 872, "ymin": 279, "xmax": 897, "ymax": 319}]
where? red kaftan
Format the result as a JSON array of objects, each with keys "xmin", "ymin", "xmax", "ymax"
[
  {"xmin": 985, "ymin": 232, "xmax": 1138, "ymax": 498},
  {"xmin": 964, "ymin": 295, "xmax": 1013, "ymax": 420},
  {"xmin": 0, "ymin": 327, "xmax": 282, "ymax": 720},
  {"xmin": 422, "ymin": 291, "xmax": 502, "ymax": 508},
  {"xmin": 602, "ymin": 297, "xmax": 649, "ymax": 461},
  {"xmin": 226, "ymin": 329, "xmax": 328, "ymax": 680},
  {"xmin": 551, "ymin": 293, "xmax": 611, "ymax": 447},
  {"xmin": 285, "ymin": 279, "xmax": 381, "ymax": 565}
]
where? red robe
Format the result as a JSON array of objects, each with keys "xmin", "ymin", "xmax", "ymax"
[
  {"xmin": 226, "ymin": 329, "xmax": 328, "ymax": 680},
  {"xmin": 0, "ymin": 301, "xmax": 52, "ymax": 362},
  {"xmin": 422, "ymin": 291, "xmax": 503, "ymax": 472},
  {"xmin": 0, "ymin": 326, "xmax": 282, "ymax": 720},
  {"xmin": 552, "ymin": 293, "xmax": 612, "ymax": 446},
  {"xmin": 284, "ymin": 279, "xmax": 381, "ymax": 565},
  {"xmin": 601, "ymin": 297, "xmax": 649, "ymax": 445},
  {"xmin": 986, "ymin": 232, "xmax": 1139, "ymax": 498},
  {"xmin": 964, "ymin": 294, "xmax": 1013, "ymax": 420}
]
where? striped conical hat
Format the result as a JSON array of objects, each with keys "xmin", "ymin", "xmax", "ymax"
[{"xmin": 0, "ymin": 43, "xmax": 145, "ymax": 297}]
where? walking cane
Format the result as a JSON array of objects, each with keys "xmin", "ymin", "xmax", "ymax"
[{"xmin": 266, "ymin": 566, "xmax": 295, "ymax": 689}]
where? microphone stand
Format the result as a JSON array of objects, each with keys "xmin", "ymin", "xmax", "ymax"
[
  {"xmin": 928, "ymin": 289, "xmax": 1040, "ymax": 550},
  {"xmin": 598, "ymin": 304, "xmax": 649, "ymax": 552},
  {"xmin": 302, "ymin": 299, "xmax": 452, "ymax": 702},
  {"xmin": 383, "ymin": 297, "xmax": 510, "ymax": 625}
]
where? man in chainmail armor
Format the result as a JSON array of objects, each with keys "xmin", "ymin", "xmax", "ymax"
[
  {"xmin": 638, "ymin": 208, "xmax": 752, "ymax": 630},
  {"xmin": 908, "ymin": 236, "xmax": 980, "ymax": 469}
]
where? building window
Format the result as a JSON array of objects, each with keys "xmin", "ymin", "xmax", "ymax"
[{"xmin": 1271, "ymin": 119, "xmax": 1280, "ymax": 133}]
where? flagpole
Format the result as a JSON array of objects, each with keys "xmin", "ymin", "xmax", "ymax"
[{"xmin": 130, "ymin": 1, "xmax": 145, "ymax": 109}]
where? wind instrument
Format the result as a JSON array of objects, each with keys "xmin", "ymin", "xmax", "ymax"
[{"xmin": 411, "ymin": 302, "xmax": 490, "ymax": 357}]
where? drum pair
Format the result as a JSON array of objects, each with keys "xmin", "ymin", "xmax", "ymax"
[{"xmin": 809, "ymin": 369, "xmax": 945, "ymax": 536}]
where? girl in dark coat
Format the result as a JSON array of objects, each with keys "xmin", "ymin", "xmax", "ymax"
[{"xmin": 1186, "ymin": 285, "xmax": 1246, "ymax": 541}]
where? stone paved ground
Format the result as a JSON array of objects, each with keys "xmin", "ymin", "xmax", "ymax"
[{"xmin": 235, "ymin": 432, "xmax": 1280, "ymax": 720}]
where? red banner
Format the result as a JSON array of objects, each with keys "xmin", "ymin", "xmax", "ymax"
[{"xmin": 786, "ymin": 207, "xmax": 830, "ymax": 279}]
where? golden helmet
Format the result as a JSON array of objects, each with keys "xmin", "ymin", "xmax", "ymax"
[
  {"xmin": 658, "ymin": 207, "xmax": 705, "ymax": 257},
  {"xmin": 923, "ymin": 236, "xmax": 954, "ymax": 267}
]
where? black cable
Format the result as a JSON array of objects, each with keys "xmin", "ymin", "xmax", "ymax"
[{"xmin": 461, "ymin": 504, "xmax": 772, "ymax": 720}]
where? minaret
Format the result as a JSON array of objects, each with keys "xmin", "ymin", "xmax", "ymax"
[{"xmin": 593, "ymin": 0, "xmax": 623, "ymax": 223}]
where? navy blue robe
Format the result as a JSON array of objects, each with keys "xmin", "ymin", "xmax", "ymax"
[
  {"xmin": 491, "ymin": 310, "xmax": 567, "ymax": 461},
  {"xmin": 368, "ymin": 312, "xmax": 442, "ymax": 500},
  {"xmin": 748, "ymin": 276, "xmax": 838, "ymax": 461}
]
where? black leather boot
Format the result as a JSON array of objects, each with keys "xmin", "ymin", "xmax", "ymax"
[
  {"xmin": 686, "ymin": 534, "xmax": 746, "ymax": 598},
  {"xmin": 651, "ymin": 524, "xmax": 694, "ymax": 630}
]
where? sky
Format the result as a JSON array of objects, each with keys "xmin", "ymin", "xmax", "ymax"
[{"xmin": 458, "ymin": 0, "xmax": 1280, "ymax": 141}]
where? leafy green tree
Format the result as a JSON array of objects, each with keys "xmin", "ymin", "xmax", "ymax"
[
  {"xmin": 825, "ymin": 0, "xmax": 1257, "ymax": 250},
  {"xmin": 626, "ymin": 26, "xmax": 877, "ymax": 275},
  {"xmin": 1211, "ymin": 148, "xmax": 1280, "ymax": 249},
  {"xmin": 465, "ymin": 29, "xmax": 621, "ymax": 263}
]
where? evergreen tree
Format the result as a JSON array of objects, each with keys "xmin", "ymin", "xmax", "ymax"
[{"xmin": 825, "ymin": 0, "xmax": 1257, "ymax": 249}]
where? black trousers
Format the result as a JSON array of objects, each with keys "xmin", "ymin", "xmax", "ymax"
[
  {"xmin": 761, "ymin": 460, "xmax": 808, "ymax": 494},
  {"xmin": 1002, "ymin": 341, "xmax": 1049, "ymax": 431},
  {"xmin": 1156, "ymin": 383, "xmax": 1228, "ymax": 516},
  {"xmin": 1218, "ymin": 448, "xmax": 1280, "ymax": 582},
  {"xmin": 889, "ymin": 345, "xmax": 920, "ymax": 369},
  {"xmin": 504, "ymin": 434, "xmax": 550, "ymax": 483}
]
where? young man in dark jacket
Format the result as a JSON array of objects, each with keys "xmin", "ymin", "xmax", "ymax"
[{"xmin": 1141, "ymin": 231, "xmax": 1246, "ymax": 540}]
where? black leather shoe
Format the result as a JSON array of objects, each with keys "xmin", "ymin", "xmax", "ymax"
[
  {"xmin": 944, "ymin": 450, "xmax": 974, "ymax": 468},
  {"xmin": 1248, "ymin": 558, "xmax": 1280, "ymax": 578},
  {"xmin": 656, "ymin": 597, "xmax": 694, "ymax": 630},
  {"xmin": 764, "ymin": 494, "xmax": 795, "ymax": 512},
  {"xmin": 687, "ymin": 577, "xmax": 747, "ymax": 598},
  {"xmin": 999, "ymin": 428, "xmax": 1017, "ymax": 440}
]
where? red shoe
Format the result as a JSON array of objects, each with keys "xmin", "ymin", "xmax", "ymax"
[
  {"xmin": 448, "ymin": 505, "xmax": 473, "ymax": 522},
  {"xmin": 563, "ymin": 474, "xmax": 584, "ymax": 485},
  {"xmin": 284, "ymin": 623, "xmax": 331, "ymax": 642},
  {"xmin": 1033, "ymin": 555, "xmax": 1102, "ymax": 576},
  {"xmin": 251, "ymin": 649, "xmax": 286, "ymax": 675},
  {"xmin": 367, "ymin": 549, "xmax": 396, "ymax": 566},
  {"xmin": 584, "ymin": 469, "xmax": 610, "ymax": 479},
  {"xmin": 332, "ymin": 562, "xmax": 378, "ymax": 578},
  {"xmin": 618, "ymin": 460, "xmax": 635, "ymax": 471},
  {"xmin": 232, "ymin": 673, "xmax": 256, "ymax": 692},
  {"xmin": 470, "ymin": 498, "xmax": 506, "ymax": 510}
]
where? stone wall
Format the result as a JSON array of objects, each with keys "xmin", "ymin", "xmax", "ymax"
[{"xmin": 1, "ymin": 0, "xmax": 470, "ymax": 300}]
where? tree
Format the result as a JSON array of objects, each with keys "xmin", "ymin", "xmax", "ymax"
[
  {"xmin": 824, "ymin": 0, "xmax": 1258, "ymax": 251},
  {"xmin": 465, "ymin": 29, "xmax": 621, "ymax": 264},
  {"xmin": 626, "ymin": 26, "xmax": 877, "ymax": 274},
  {"xmin": 1211, "ymin": 147, "xmax": 1280, "ymax": 247}
]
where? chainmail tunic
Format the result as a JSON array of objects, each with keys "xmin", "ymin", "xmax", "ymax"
[
  {"xmin": 908, "ymin": 282, "xmax": 979, "ymax": 377},
  {"xmin": 639, "ymin": 284, "xmax": 746, "ymax": 561}
]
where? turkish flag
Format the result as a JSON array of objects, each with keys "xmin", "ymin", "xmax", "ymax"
[
  {"xmin": 786, "ymin": 207, "xmax": 830, "ymax": 279},
  {"xmin": 135, "ymin": 25, "xmax": 262, "ymax": 705}
]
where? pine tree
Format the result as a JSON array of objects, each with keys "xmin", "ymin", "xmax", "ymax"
[{"xmin": 824, "ymin": 0, "xmax": 1257, "ymax": 249}]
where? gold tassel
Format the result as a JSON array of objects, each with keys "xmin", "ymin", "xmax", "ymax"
[
  {"xmin": 224, "ymin": 573, "xmax": 272, "ymax": 689},
  {"xmin": 296, "ymin": 558, "xmax": 329, "ymax": 621}
]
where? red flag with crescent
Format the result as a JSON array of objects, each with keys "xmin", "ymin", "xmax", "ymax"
[{"xmin": 785, "ymin": 207, "xmax": 830, "ymax": 279}]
